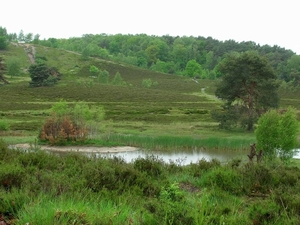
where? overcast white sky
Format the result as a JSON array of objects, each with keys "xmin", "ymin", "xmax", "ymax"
[{"xmin": 1, "ymin": 0, "xmax": 299, "ymax": 54}]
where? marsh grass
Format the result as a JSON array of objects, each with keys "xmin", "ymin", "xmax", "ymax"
[{"xmin": 93, "ymin": 133, "xmax": 255, "ymax": 151}]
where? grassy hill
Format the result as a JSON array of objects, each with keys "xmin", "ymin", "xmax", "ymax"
[{"xmin": 0, "ymin": 43, "xmax": 299, "ymax": 148}]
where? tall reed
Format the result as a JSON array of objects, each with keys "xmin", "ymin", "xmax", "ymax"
[{"xmin": 96, "ymin": 133, "xmax": 255, "ymax": 151}]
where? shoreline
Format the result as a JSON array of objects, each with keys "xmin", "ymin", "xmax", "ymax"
[{"xmin": 10, "ymin": 143, "xmax": 140, "ymax": 153}]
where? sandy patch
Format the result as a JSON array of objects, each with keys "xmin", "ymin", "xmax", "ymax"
[{"xmin": 10, "ymin": 143, "xmax": 139, "ymax": 153}]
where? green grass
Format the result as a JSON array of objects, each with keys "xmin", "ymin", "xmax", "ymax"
[{"xmin": 16, "ymin": 193, "xmax": 139, "ymax": 225}]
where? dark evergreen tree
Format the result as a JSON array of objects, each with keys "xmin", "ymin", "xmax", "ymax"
[
  {"xmin": 29, "ymin": 63, "xmax": 61, "ymax": 87},
  {"xmin": 214, "ymin": 51, "xmax": 279, "ymax": 131}
]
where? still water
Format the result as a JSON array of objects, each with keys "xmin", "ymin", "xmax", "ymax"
[
  {"xmin": 88, "ymin": 148, "xmax": 300, "ymax": 165},
  {"xmin": 88, "ymin": 148, "xmax": 249, "ymax": 166},
  {"xmin": 292, "ymin": 150, "xmax": 300, "ymax": 159}
]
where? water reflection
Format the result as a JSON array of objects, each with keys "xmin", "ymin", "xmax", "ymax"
[
  {"xmin": 89, "ymin": 148, "xmax": 248, "ymax": 165},
  {"xmin": 293, "ymin": 149, "xmax": 300, "ymax": 159}
]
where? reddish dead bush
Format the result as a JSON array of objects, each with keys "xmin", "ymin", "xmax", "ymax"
[{"xmin": 39, "ymin": 116, "xmax": 88, "ymax": 145}]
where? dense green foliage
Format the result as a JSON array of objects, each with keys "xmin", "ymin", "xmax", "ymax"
[
  {"xmin": 32, "ymin": 33, "xmax": 299, "ymax": 84},
  {"xmin": 111, "ymin": 71, "xmax": 126, "ymax": 86},
  {"xmin": 1, "ymin": 25, "xmax": 300, "ymax": 87},
  {"xmin": 142, "ymin": 78, "xmax": 158, "ymax": 88},
  {"xmin": 1, "ymin": 140, "xmax": 300, "ymax": 224},
  {"xmin": 185, "ymin": 59, "xmax": 203, "ymax": 77},
  {"xmin": 7, "ymin": 57, "xmax": 22, "ymax": 77},
  {"xmin": 256, "ymin": 108, "xmax": 299, "ymax": 161},
  {"xmin": 214, "ymin": 51, "xmax": 279, "ymax": 131},
  {"xmin": 0, "ymin": 26, "xmax": 8, "ymax": 50}
]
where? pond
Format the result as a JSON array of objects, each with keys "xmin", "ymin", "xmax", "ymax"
[
  {"xmin": 87, "ymin": 148, "xmax": 300, "ymax": 165},
  {"xmin": 292, "ymin": 149, "xmax": 300, "ymax": 159},
  {"xmin": 87, "ymin": 148, "xmax": 249, "ymax": 165},
  {"xmin": 10, "ymin": 144, "xmax": 300, "ymax": 166}
]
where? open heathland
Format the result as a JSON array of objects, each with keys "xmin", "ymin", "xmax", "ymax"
[{"xmin": 1, "ymin": 43, "xmax": 299, "ymax": 148}]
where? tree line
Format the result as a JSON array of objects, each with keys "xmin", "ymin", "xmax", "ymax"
[
  {"xmin": 35, "ymin": 33, "xmax": 299, "ymax": 86},
  {"xmin": 1, "ymin": 25, "xmax": 300, "ymax": 87}
]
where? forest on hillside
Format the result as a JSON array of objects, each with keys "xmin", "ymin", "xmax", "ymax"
[{"xmin": 1, "ymin": 26, "xmax": 300, "ymax": 87}]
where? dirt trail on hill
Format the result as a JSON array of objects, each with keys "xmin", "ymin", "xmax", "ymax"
[
  {"xmin": 24, "ymin": 44, "xmax": 36, "ymax": 63},
  {"xmin": 11, "ymin": 42, "xmax": 36, "ymax": 64},
  {"xmin": 201, "ymin": 87, "xmax": 221, "ymax": 102},
  {"xmin": 10, "ymin": 143, "xmax": 139, "ymax": 153}
]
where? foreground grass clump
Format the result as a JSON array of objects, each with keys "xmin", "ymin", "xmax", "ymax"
[{"xmin": 1, "ymin": 139, "xmax": 300, "ymax": 224}]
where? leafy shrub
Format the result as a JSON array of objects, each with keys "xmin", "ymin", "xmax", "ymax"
[
  {"xmin": 249, "ymin": 200, "xmax": 280, "ymax": 224},
  {"xmin": 89, "ymin": 65, "xmax": 99, "ymax": 74},
  {"xmin": 18, "ymin": 150, "xmax": 60, "ymax": 170},
  {"xmin": 98, "ymin": 69, "xmax": 109, "ymax": 84},
  {"xmin": 255, "ymin": 107, "xmax": 299, "ymax": 161},
  {"xmin": 134, "ymin": 155, "xmax": 165, "ymax": 177},
  {"xmin": 0, "ymin": 119, "xmax": 9, "ymax": 131},
  {"xmin": 156, "ymin": 183, "xmax": 194, "ymax": 225},
  {"xmin": 0, "ymin": 163, "xmax": 25, "ymax": 190},
  {"xmin": 111, "ymin": 72, "xmax": 126, "ymax": 86},
  {"xmin": 0, "ymin": 139, "xmax": 8, "ymax": 154},
  {"xmin": 276, "ymin": 167, "xmax": 299, "ymax": 186},
  {"xmin": 142, "ymin": 78, "xmax": 158, "ymax": 88},
  {"xmin": 189, "ymin": 158, "xmax": 221, "ymax": 177},
  {"xmin": 211, "ymin": 105, "xmax": 240, "ymax": 130},
  {"xmin": 0, "ymin": 189, "xmax": 30, "ymax": 218},
  {"xmin": 239, "ymin": 164, "xmax": 273, "ymax": 194},
  {"xmin": 0, "ymin": 139, "xmax": 20, "ymax": 161},
  {"xmin": 7, "ymin": 57, "xmax": 22, "ymax": 77},
  {"xmin": 83, "ymin": 160, "xmax": 116, "ymax": 192},
  {"xmin": 34, "ymin": 171, "xmax": 78, "ymax": 195},
  {"xmin": 160, "ymin": 182, "xmax": 183, "ymax": 202},
  {"xmin": 35, "ymin": 54, "xmax": 48, "ymax": 64},
  {"xmin": 144, "ymin": 188, "xmax": 194, "ymax": 224},
  {"xmin": 200, "ymin": 167, "xmax": 243, "ymax": 194}
]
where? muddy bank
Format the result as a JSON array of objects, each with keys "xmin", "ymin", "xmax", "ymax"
[{"xmin": 10, "ymin": 143, "xmax": 139, "ymax": 153}]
